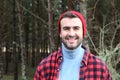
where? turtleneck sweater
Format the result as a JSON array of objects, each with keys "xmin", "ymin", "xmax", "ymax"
[{"xmin": 59, "ymin": 43, "xmax": 85, "ymax": 80}]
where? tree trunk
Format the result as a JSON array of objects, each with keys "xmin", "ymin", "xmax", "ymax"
[
  {"xmin": 4, "ymin": 43, "xmax": 9, "ymax": 74},
  {"xmin": 87, "ymin": 0, "xmax": 100, "ymax": 54},
  {"xmin": 25, "ymin": 25, "xmax": 29, "ymax": 65},
  {"xmin": 36, "ymin": 0, "xmax": 41, "ymax": 65},
  {"xmin": 24, "ymin": 15, "xmax": 29, "ymax": 65},
  {"xmin": 79, "ymin": 0, "xmax": 90, "ymax": 50},
  {"xmin": 13, "ymin": 0, "xmax": 18, "ymax": 80},
  {"xmin": 0, "ymin": 0, "xmax": 3, "ymax": 79},
  {"xmin": 17, "ymin": 0, "xmax": 27, "ymax": 80},
  {"xmin": 32, "ymin": 28, "xmax": 35, "ymax": 67},
  {"xmin": 110, "ymin": 0, "xmax": 115, "ymax": 48},
  {"xmin": 5, "ymin": 6, "xmax": 11, "ymax": 74},
  {"xmin": 31, "ymin": 0, "xmax": 35, "ymax": 67},
  {"xmin": 47, "ymin": 0, "xmax": 55, "ymax": 53}
]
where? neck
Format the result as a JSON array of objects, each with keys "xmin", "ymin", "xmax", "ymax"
[{"xmin": 62, "ymin": 43, "xmax": 83, "ymax": 59}]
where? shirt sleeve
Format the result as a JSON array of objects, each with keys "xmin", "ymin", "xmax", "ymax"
[
  {"xmin": 34, "ymin": 67, "xmax": 41, "ymax": 80},
  {"xmin": 104, "ymin": 65, "xmax": 112, "ymax": 80}
]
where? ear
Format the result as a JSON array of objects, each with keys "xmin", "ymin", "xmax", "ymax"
[{"xmin": 59, "ymin": 33, "xmax": 61, "ymax": 38}]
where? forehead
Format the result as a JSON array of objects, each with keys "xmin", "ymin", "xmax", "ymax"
[{"xmin": 60, "ymin": 17, "xmax": 82, "ymax": 27}]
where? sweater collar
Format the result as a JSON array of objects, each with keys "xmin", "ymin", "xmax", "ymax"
[{"xmin": 62, "ymin": 43, "xmax": 84, "ymax": 59}]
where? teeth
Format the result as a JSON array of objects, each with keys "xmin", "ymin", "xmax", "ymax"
[
  {"xmin": 69, "ymin": 38, "xmax": 75, "ymax": 40},
  {"xmin": 68, "ymin": 38, "xmax": 76, "ymax": 40},
  {"xmin": 66, "ymin": 36, "xmax": 78, "ymax": 40}
]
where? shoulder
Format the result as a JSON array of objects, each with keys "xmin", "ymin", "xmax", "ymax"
[
  {"xmin": 34, "ymin": 49, "xmax": 62, "ymax": 78},
  {"xmin": 37, "ymin": 49, "xmax": 62, "ymax": 69},
  {"xmin": 85, "ymin": 51, "xmax": 112, "ymax": 79},
  {"xmin": 84, "ymin": 50, "xmax": 110, "ymax": 73},
  {"xmin": 88, "ymin": 52, "xmax": 108, "ymax": 68},
  {"xmin": 39, "ymin": 51, "xmax": 57, "ymax": 65}
]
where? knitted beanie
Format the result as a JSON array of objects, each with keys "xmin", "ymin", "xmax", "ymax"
[{"xmin": 58, "ymin": 10, "xmax": 86, "ymax": 37}]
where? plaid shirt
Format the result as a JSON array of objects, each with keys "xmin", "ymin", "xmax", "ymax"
[{"xmin": 34, "ymin": 48, "xmax": 112, "ymax": 80}]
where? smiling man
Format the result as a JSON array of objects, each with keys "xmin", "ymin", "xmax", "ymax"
[
  {"xmin": 60, "ymin": 17, "xmax": 83, "ymax": 50},
  {"xmin": 34, "ymin": 10, "xmax": 112, "ymax": 80}
]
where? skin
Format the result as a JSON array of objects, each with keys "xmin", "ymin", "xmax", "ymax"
[{"xmin": 60, "ymin": 17, "xmax": 83, "ymax": 50}]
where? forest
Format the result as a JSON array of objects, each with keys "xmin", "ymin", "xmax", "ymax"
[{"xmin": 0, "ymin": 0, "xmax": 120, "ymax": 80}]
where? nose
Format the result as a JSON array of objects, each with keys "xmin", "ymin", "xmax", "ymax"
[{"xmin": 68, "ymin": 29, "xmax": 75, "ymax": 36}]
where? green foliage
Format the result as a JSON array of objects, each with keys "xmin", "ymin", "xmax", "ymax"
[{"xmin": 98, "ymin": 43, "xmax": 120, "ymax": 80}]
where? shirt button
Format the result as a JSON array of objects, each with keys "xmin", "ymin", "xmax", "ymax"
[
  {"xmin": 60, "ymin": 57, "xmax": 62, "ymax": 60},
  {"xmin": 57, "ymin": 68, "xmax": 60, "ymax": 71}
]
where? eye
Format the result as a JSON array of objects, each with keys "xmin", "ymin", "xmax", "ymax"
[
  {"xmin": 63, "ymin": 26, "xmax": 70, "ymax": 30},
  {"xmin": 74, "ymin": 26, "xmax": 80, "ymax": 30}
]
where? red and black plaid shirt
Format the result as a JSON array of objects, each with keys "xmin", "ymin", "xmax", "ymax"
[{"xmin": 34, "ymin": 48, "xmax": 112, "ymax": 80}]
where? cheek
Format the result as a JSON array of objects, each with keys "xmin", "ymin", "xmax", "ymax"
[
  {"xmin": 60, "ymin": 33, "xmax": 66, "ymax": 39},
  {"xmin": 60, "ymin": 31, "xmax": 69, "ymax": 38}
]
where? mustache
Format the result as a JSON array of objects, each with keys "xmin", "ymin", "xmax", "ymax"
[{"xmin": 65, "ymin": 35, "xmax": 78, "ymax": 39}]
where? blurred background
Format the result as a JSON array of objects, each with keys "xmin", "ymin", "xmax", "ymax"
[{"xmin": 0, "ymin": 0, "xmax": 120, "ymax": 80}]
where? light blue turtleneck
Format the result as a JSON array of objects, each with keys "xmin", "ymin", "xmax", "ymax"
[{"xmin": 59, "ymin": 43, "xmax": 85, "ymax": 80}]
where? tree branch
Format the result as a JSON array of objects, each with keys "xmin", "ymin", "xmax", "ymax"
[{"xmin": 16, "ymin": 1, "xmax": 48, "ymax": 26}]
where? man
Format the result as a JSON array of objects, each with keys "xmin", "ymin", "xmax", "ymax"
[{"xmin": 34, "ymin": 10, "xmax": 112, "ymax": 80}]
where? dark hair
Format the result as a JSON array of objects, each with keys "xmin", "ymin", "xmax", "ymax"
[{"xmin": 61, "ymin": 11, "xmax": 79, "ymax": 19}]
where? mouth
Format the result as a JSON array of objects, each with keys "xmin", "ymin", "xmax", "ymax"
[{"xmin": 66, "ymin": 36, "xmax": 78, "ymax": 43}]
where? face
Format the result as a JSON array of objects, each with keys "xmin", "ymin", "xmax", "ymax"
[{"xmin": 60, "ymin": 17, "xmax": 83, "ymax": 50}]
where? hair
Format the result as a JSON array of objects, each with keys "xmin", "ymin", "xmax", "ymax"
[{"xmin": 60, "ymin": 11, "xmax": 79, "ymax": 19}]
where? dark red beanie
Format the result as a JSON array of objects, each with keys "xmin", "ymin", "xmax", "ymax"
[{"xmin": 58, "ymin": 10, "xmax": 86, "ymax": 37}]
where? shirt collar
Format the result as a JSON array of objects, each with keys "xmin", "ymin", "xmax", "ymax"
[
  {"xmin": 56, "ymin": 48, "xmax": 63, "ymax": 59},
  {"xmin": 56, "ymin": 46, "xmax": 90, "ymax": 66},
  {"xmin": 81, "ymin": 50, "xmax": 89, "ymax": 66},
  {"xmin": 62, "ymin": 43, "xmax": 84, "ymax": 59}
]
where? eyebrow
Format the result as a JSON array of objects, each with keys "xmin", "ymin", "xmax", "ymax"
[{"xmin": 62, "ymin": 26, "xmax": 81, "ymax": 30}]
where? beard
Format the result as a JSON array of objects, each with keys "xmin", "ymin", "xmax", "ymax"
[{"xmin": 61, "ymin": 35, "xmax": 82, "ymax": 50}]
